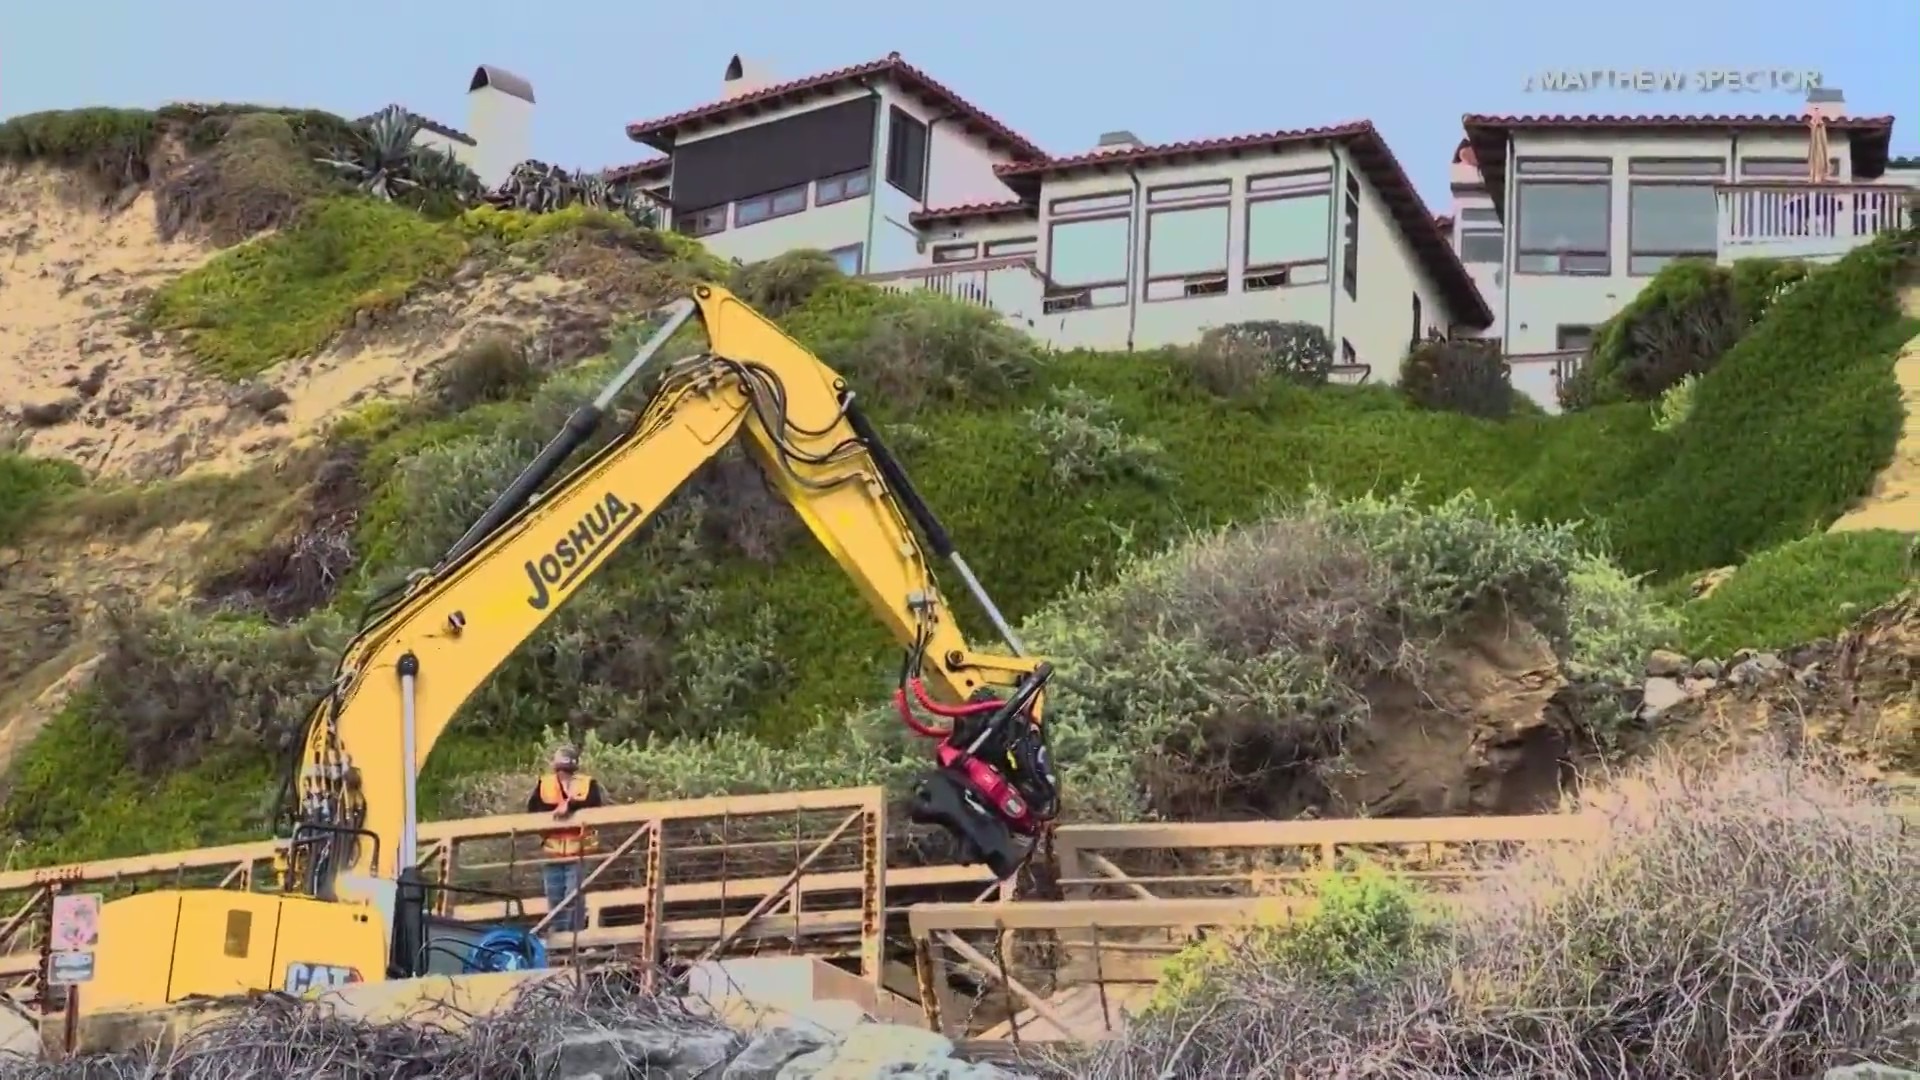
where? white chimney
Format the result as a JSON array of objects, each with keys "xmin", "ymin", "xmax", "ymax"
[
  {"xmin": 1093, "ymin": 130, "xmax": 1144, "ymax": 155},
  {"xmin": 467, "ymin": 65, "xmax": 534, "ymax": 189},
  {"xmin": 1805, "ymin": 86, "xmax": 1846, "ymax": 121},
  {"xmin": 722, "ymin": 55, "xmax": 778, "ymax": 100}
]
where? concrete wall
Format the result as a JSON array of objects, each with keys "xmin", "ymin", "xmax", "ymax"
[
  {"xmin": 1341, "ymin": 158, "xmax": 1452, "ymax": 386},
  {"xmin": 465, "ymin": 86, "xmax": 531, "ymax": 189}
]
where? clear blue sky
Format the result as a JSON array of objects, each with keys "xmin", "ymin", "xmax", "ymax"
[{"xmin": 2, "ymin": 0, "xmax": 1912, "ymax": 208}]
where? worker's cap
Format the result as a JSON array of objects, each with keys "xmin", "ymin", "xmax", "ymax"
[{"xmin": 551, "ymin": 744, "xmax": 582, "ymax": 770}]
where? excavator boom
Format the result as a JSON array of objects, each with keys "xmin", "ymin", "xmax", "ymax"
[{"xmin": 78, "ymin": 285, "xmax": 1058, "ymax": 1031}]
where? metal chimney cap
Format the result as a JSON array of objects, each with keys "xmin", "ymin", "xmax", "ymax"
[
  {"xmin": 1097, "ymin": 130, "xmax": 1143, "ymax": 147},
  {"xmin": 1806, "ymin": 87, "xmax": 1845, "ymax": 103}
]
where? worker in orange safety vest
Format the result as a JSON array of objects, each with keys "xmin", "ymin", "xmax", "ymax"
[{"xmin": 525, "ymin": 743, "xmax": 604, "ymax": 934}]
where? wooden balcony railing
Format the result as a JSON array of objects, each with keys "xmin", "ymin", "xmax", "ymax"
[
  {"xmin": 862, "ymin": 256, "xmax": 1049, "ymax": 326},
  {"xmin": 1717, "ymin": 182, "xmax": 1908, "ymax": 257}
]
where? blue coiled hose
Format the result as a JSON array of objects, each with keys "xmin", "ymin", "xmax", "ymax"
[{"xmin": 464, "ymin": 927, "xmax": 548, "ymax": 974}]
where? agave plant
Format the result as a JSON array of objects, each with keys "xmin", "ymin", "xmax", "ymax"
[
  {"xmin": 487, "ymin": 159, "xmax": 660, "ymax": 226},
  {"xmin": 318, "ymin": 104, "xmax": 482, "ymax": 205}
]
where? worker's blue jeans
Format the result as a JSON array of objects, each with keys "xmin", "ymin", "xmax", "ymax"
[{"xmin": 542, "ymin": 862, "xmax": 587, "ymax": 934}]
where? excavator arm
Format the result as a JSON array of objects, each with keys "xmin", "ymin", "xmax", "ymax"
[
  {"xmin": 285, "ymin": 285, "xmax": 1058, "ymax": 909},
  {"xmin": 78, "ymin": 285, "xmax": 1057, "ymax": 1026}
]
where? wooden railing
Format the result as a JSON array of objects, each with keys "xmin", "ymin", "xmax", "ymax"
[
  {"xmin": 915, "ymin": 813, "xmax": 1608, "ymax": 1041},
  {"xmin": 863, "ymin": 256, "xmax": 1050, "ymax": 326},
  {"xmin": 0, "ymin": 787, "xmax": 1001, "ymax": 1013},
  {"xmin": 1717, "ymin": 182, "xmax": 1908, "ymax": 259}
]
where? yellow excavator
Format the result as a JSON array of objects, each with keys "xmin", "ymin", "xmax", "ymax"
[{"xmin": 77, "ymin": 285, "xmax": 1059, "ymax": 1032}]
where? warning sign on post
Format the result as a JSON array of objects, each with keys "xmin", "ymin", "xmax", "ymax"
[
  {"xmin": 48, "ymin": 952, "xmax": 94, "ymax": 986},
  {"xmin": 48, "ymin": 893, "xmax": 101, "ymax": 986},
  {"xmin": 50, "ymin": 894, "xmax": 100, "ymax": 952}
]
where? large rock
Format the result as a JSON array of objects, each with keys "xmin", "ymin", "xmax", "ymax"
[
  {"xmin": 544, "ymin": 1024, "xmax": 741, "ymax": 1080},
  {"xmin": 722, "ymin": 1025, "xmax": 827, "ymax": 1079},
  {"xmin": 773, "ymin": 1021, "xmax": 1026, "ymax": 1079},
  {"xmin": 1823, "ymin": 1065, "xmax": 1920, "ymax": 1080}
]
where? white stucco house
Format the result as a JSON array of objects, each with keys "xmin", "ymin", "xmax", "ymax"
[
  {"xmin": 912, "ymin": 122, "xmax": 1492, "ymax": 376},
  {"xmin": 609, "ymin": 52, "xmax": 1047, "ymax": 277},
  {"xmin": 605, "ymin": 53, "xmax": 1911, "ymax": 408},
  {"xmin": 371, "ymin": 64, "xmax": 536, "ymax": 190},
  {"xmin": 610, "ymin": 53, "xmax": 1492, "ymax": 385},
  {"xmin": 1447, "ymin": 105, "xmax": 1903, "ymax": 407}
]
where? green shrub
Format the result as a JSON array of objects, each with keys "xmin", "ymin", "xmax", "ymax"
[
  {"xmin": 145, "ymin": 195, "xmax": 468, "ymax": 378},
  {"xmin": 826, "ymin": 290, "xmax": 1041, "ymax": 411},
  {"xmin": 153, "ymin": 111, "xmax": 335, "ymax": 244},
  {"xmin": 1606, "ymin": 235, "xmax": 1916, "ymax": 575},
  {"xmin": 1673, "ymin": 529, "xmax": 1913, "ymax": 656},
  {"xmin": 1397, "ymin": 335, "xmax": 1513, "ymax": 419},
  {"xmin": 727, "ymin": 249, "xmax": 843, "ymax": 317},
  {"xmin": 1651, "ymin": 372, "xmax": 1700, "ymax": 433},
  {"xmin": 1178, "ymin": 320, "xmax": 1332, "ymax": 398},
  {"xmin": 0, "ymin": 453, "xmax": 82, "ymax": 545},
  {"xmin": 87, "ymin": 604, "xmax": 351, "ymax": 775},
  {"xmin": 1145, "ymin": 864, "xmax": 1437, "ymax": 1016},
  {"xmin": 0, "ymin": 107, "xmax": 159, "ymax": 189},
  {"xmin": 1569, "ymin": 257, "xmax": 1811, "ymax": 410},
  {"xmin": 427, "ymin": 335, "xmax": 540, "ymax": 412},
  {"xmin": 1022, "ymin": 384, "xmax": 1171, "ymax": 485}
]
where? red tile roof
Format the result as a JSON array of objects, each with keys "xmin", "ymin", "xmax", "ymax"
[
  {"xmin": 1462, "ymin": 112, "xmax": 1897, "ymax": 213},
  {"xmin": 603, "ymin": 157, "xmax": 670, "ymax": 183},
  {"xmin": 994, "ymin": 121, "xmax": 1493, "ymax": 330},
  {"xmin": 625, "ymin": 52, "xmax": 1047, "ymax": 161},
  {"xmin": 910, "ymin": 200, "xmax": 1035, "ymax": 226}
]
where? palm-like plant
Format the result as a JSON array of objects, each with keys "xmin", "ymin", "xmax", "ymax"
[{"xmin": 318, "ymin": 105, "xmax": 482, "ymax": 205}]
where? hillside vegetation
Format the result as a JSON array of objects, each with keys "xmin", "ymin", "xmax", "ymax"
[{"xmin": 0, "ymin": 104, "xmax": 1914, "ymax": 867}]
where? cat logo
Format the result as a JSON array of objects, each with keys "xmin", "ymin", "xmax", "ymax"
[{"xmin": 283, "ymin": 962, "xmax": 362, "ymax": 997}]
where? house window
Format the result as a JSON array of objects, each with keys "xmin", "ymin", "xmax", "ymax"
[
  {"xmin": 984, "ymin": 237, "xmax": 1037, "ymax": 257},
  {"xmin": 1244, "ymin": 192, "xmax": 1331, "ymax": 291},
  {"xmin": 1628, "ymin": 183, "xmax": 1719, "ymax": 274},
  {"xmin": 1739, "ymin": 157, "xmax": 1843, "ymax": 178},
  {"xmin": 1516, "ymin": 180, "xmax": 1611, "ymax": 274},
  {"xmin": 1144, "ymin": 203, "xmax": 1230, "ymax": 300},
  {"xmin": 1341, "ymin": 172, "xmax": 1360, "ymax": 300},
  {"xmin": 676, "ymin": 206, "xmax": 726, "ymax": 238},
  {"xmin": 1556, "ymin": 325, "xmax": 1596, "ymax": 351},
  {"xmin": 734, "ymin": 184, "xmax": 808, "ymax": 227},
  {"xmin": 1459, "ymin": 231, "xmax": 1503, "ymax": 263},
  {"xmin": 1046, "ymin": 192, "xmax": 1133, "ymax": 310},
  {"xmin": 1457, "ymin": 206, "xmax": 1503, "ymax": 263},
  {"xmin": 931, "ymin": 242, "xmax": 978, "ymax": 264},
  {"xmin": 1148, "ymin": 180, "xmax": 1233, "ymax": 204},
  {"xmin": 1410, "ymin": 293, "xmax": 1423, "ymax": 348},
  {"xmin": 827, "ymin": 244, "xmax": 864, "ymax": 275},
  {"xmin": 1629, "ymin": 158, "xmax": 1726, "ymax": 178},
  {"xmin": 817, "ymin": 168, "xmax": 871, "ymax": 206},
  {"xmin": 1047, "ymin": 215, "xmax": 1131, "ymax": 308},
  {"xmin": 1516, "ymin": 158, "xmax": 1613, "ymax": 176},
  {"xmin": 886, "ymin": 108, "xmax": 928, "ymax": 201}
]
